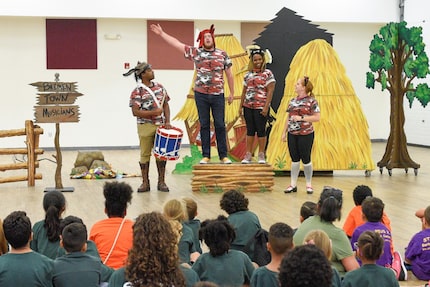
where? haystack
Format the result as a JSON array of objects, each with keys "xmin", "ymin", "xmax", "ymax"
[{"xmin": 266, "ymin": 39, "xmax": 375, "ymax": 172}]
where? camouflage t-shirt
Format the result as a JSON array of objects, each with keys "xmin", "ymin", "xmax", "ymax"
[{"xmin": 184, "ymin": 46, "xmax": 232, "ymax": 95}]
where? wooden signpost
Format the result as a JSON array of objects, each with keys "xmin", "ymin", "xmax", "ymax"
[{"xmin": 31, "ymin": 73, "xmax": 83, "ymax": 192}]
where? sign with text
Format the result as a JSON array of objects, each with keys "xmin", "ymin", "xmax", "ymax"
[
  {"xmin": 30, "ymin": 82, "xmax": 78, "ymax": 93},
  {"xmin": 31, "ymin": 79, "xmax": 83, "ymax": 124},
  {"xmin": 34, "ymin": 105, "xmax": 80, "ymax": 123},
  {"xmin": 36, "ymin": 92, "xmax": 83, "ymax": 105}
]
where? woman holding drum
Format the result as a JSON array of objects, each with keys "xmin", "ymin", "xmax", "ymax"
[{"xmin": 123, "ymin": 61, "xmax": 171, "ymax": 192}]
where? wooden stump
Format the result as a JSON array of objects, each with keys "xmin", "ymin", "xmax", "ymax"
[{"xmin": 192, "ymin": 163, "xmax": 274, "ymax": 192}]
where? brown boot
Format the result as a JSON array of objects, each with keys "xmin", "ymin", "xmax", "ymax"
[
  {"xmin": 156, "ymin": 160, "xmax": 169, "ymax": 192},
  {"xmin": 138, "ymin": 162, "xmax": 150, "ymax": 192}
]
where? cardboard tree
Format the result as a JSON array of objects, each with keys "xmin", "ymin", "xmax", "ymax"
[{"xmin": 366, "ymin": 21, "xmax": 430, "ymax": 175}]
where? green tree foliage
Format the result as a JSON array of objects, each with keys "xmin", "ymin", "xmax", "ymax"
[{"xmin": 366, "ymin": 21, "xmax": 430, "ymax": 108}]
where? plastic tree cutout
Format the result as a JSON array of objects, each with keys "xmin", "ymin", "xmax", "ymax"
[{"xmin": 366, "ymin": 21, "xmax": 430, "ymax": 176}]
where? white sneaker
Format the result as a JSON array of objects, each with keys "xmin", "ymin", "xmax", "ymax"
[
  {"xmin": 257, "ymin": 152, "xmax": 266, "ymax": 164},
  {"xmin": 221, "ymin": 157, "xmax": 232, "ymax": 164},
  {"xmin": 199, "ymin": 157, "xmax": 210, "ymax": 164},
  {"xmin": 241, "ymin": 152, "xmax": 252, "ymax": 164}
]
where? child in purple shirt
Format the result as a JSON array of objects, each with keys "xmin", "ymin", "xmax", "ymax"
[
  {"xmin": 405, "ymin": 205, "xmax": 430, "ymax": 281},
  {"xmin": 350, "ymin": 197, "xmax": 407, "ymax": 280}
]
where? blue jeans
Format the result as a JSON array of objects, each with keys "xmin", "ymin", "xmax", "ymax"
[{"xmin": 194, "ymin": 91, "xmax": 227, "ymax": 159}]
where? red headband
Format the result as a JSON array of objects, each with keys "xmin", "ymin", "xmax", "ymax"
[{"xmin": 196, "ymin": 24, "xmax": 215, "ymax": 48}]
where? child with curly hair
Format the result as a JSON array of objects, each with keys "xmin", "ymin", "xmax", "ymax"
[
  {"xmin": 279, "ymin": 244, "xmax": 332, "ymax": 287},
  {"xmin": 220, "ymin": 190, "xmax": 261, "ymax": 255},
  {"xmin": 108, "ymin": 212, "xmax": 186, "ymax": 287},
  {"xmin": 192, "ymin": 215, "xmax": 255, "ymax": 286},
  {"xmin": 303, "ymin": 230, "xmax": 341, "ymax": 287},
  {"xmin": 89, "ymin": 181, "xmax": 133, "ymax": 269},
  {"xmin": 30, "ymin": 190, "xmax": 66, "ymax": 259}
]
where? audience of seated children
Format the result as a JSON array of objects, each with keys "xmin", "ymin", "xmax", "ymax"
[
  {"xmin": 183, "ymin": 197, "xmax": 203, "ymax": 254},
  {"xmin": 405, "ymin": 205, "xmax": 430, "ymax": 281},
  {"xmin": 303, "ymin": 229, "xmax": 342, "ymax": 287},
  {"xmin": 163, "ymin": 198, "xmax": 199, "ymax": 264},
  {"xmin": 108, "ymin": 212, "xmax": 186, "ymax": 287},
  {"xmin": 343, "ymin": 185, "xmax": 391, "ymax": 238},
  {"xmin": 279, "ymin": 244, "xmax": 333, "ymax": 287},
  {"xmin": 341, "ymin": 231, "xmax": 399, "ymax": 287},
  {"xmin": 56, "ymin": 215, "xmax": 100, "ymax": 258},
  {"xmin": 192, "ymin": 215, "xmax": 255, "ymax": 287},
  {"xmin": 220, "ymin": 189, "xmax": 261, "ymax": 256},
  {"xmin": 0, "ymin": 211, "xmax": 54, "ymax": 286},
  {"xmin": 30, "ymin": 190, "xmax": 66, "ymax": 259},
  {"xmin": 293, "ymin": 186, "xmax": 359, "ymax": 276},
  {"xmin": 52, "ymin": 222, "xmax": 114, "ymax": 287},
  {"xmin": 89, "ymin": 181, "xmax": 134, "ymax": 269},
  {"xmin": 350, "ymin": 196, "xmax": 406, "ymax": 280},
  {"xmin": 250, "ymin": 222, "xmax": 294, "ymax": 287}
]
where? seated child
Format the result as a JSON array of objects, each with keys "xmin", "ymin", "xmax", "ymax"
[
  {"xmin": 0, "ymin": 211, "xmax": 53, "ymax": 286},
  {"xmin": 343, "ymin": 185, "xmax": 391, "ymax": 238},
  {"xmin": 53, "ymin": 222, "xmax": 114, "ymax": 286},
  {"xmin": 279, "ymin": 244, "xmax": 332, "ymax": 287},
  {"xmin": 342, "ymin": 231, "xmax": 399, "ymax": 287},
  {"xmin": 250, "ymin": 222, "xmax": 294, "ymax": 287},
  {"xmin": 405, "ymin": 205, "xmax": 430, "ymax": 281},
  {"xmin": 293, "ymin": 201, "xmax": 317, "ymax": 234},
  {"xmin": 220, "ymin": 190, "xmax": 261, "ymax": 255},
  {"xmin": 56, "ymin": 215, "xmax": 100, "ymax": 258},
  {"xmin": 192, "ymin": 215, "xmax": 255, "ymax": 287},
  {"xmin": 350, "ymin": 196, "xmax": 406, "ymax": 281},
  {"xmin": 183, "ymin": 197, "xmax": 203, "ymax": 254},
  {"xmin": 163, "ymin": 198, "xmax": 199, "ymax": 264},
  {"xmin": 304, "ymin": 230, "xmax": 341, "ymax": 287}
]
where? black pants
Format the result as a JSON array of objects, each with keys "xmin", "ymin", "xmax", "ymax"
[{"xmin": 287, "ymin": 132, "xmax": 314, "ymax": 164}]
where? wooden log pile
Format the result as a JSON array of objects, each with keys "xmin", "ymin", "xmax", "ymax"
[{"xmin": 192, "ymin": 163, "xmax": 274, "ymax": 193}]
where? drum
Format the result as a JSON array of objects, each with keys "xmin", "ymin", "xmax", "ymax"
[{"xmin": 153, "ymin": 126, "xmax": 183, "ymax": 161}]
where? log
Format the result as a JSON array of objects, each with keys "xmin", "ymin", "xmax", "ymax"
[
  {"xmin": 192, "ymin": 163, "xmax": 274, "ymax": 193},
  {"xmin": 0, "ymin": 148, "xmax": 44, "ymax": 155},
  {"xmin": 0, "ymin": 127, "xmax": 43, "ymax": 138},
  {"xmin": 0, "ymin": 173, "xmax": 42, "ymax": 184},
  {"xmin": 0, "ymin": 162, "xmax": 39, "ymax": 171}
]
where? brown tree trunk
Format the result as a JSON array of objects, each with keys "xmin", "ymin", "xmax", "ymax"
[
  {"xmin": 377, "ymin": 57, "xmax": 420, "ymax": 172},
  {"xmin": 54, "ymin": 123, "xmax": 63, "ymax": 189}
]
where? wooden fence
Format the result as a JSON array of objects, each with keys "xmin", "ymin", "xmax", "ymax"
[{"xmin": 0, "ymin": 120, "xmax": 44, "ymax": 186}]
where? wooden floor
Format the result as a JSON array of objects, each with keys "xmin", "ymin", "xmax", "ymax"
[{"xmin": 0, "ymin": 142, "xmax": 429, "ymax": 286}]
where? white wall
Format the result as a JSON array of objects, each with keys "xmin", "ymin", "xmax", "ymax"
[
  {"xmin": 1, "ymin": 0, "xmax": 398, "ymax": 22},
  {"xmin": 4, "ymin": 0, "xmax": 430, "ymax": 148},
  {"xmin": 403, "ymin": 0, "xmax": 430, "ymax": 145}
]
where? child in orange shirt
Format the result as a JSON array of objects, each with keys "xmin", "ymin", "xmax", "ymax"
[{"xmin": 343, "ymin": 185, "xmax": 391, "ymax": 238}]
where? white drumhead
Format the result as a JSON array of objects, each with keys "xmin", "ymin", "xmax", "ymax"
[{"xmin": 159, "ymin": 127, "xmax": 182, "ymax": 136}]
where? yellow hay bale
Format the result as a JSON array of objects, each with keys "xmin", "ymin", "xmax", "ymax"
[{"xmin": 267, "ymin": 39, "xmax": 375, "ymax": 171}]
